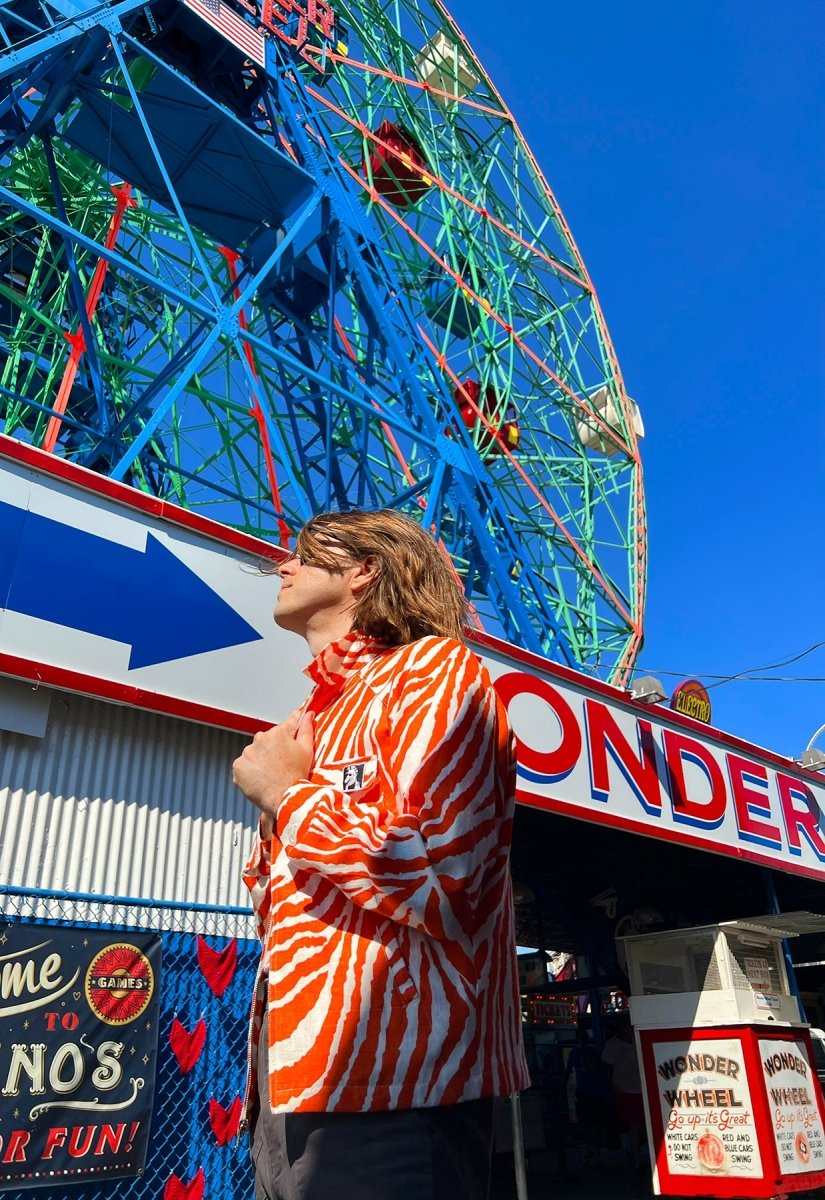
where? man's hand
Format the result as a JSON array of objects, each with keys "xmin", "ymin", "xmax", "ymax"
[{"xmin": 232, "ymin": 710, "xmax": 314, "ymax": 836}]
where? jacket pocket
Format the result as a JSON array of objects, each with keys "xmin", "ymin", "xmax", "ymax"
[
  {"xmin": 379, "ymin": 921, "xmax": 418, "ymax": 1005},
  {"xmin": 312, "ymin": 756, "xmax": 378, "ymax": 799}
]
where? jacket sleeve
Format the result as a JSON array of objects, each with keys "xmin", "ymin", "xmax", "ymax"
[
  {"xmin": 275, "ymin": 639, "xmax": 516, "ymax": 943},
  {"xmin": 242, "ymin": 820, "xmax": 273, "ymax": 944}
]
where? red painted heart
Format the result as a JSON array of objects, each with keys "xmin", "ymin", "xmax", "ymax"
[
  {"xmin": 169, "ymin": 1018, "xmax": 207, "ymax": 1075},
  {"xmin": 196, "ymin": 936, "xmax": 238, "ymax": 998},
  {"xmin": 208, "ymin": 1096, "xmax": 242, "ymax": 1146},
  {"xmin": 163, "ymin": 1168, "xmax": 204, "ymax": 1200}
]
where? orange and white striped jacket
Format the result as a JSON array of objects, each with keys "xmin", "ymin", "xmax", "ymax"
[{"xmin": 243, "ymin": 631, "xmax": 530, "ymax": 1114}]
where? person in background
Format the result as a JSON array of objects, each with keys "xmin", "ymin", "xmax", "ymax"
[
  {"xmin": 601, "ymin": 1017, "xmax": 646, "ymax": 1168},
  {"xmin": 564, "ymin": 1026, "xmax": 611, "ymax": 1160},
  {"xmin": 232, "ymin": 509, "xmax": 530, "ymax": 1200}
]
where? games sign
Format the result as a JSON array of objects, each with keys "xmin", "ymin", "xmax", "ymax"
[{"xmin": 0, "ymin": 924, "xmax": 161, "ymax": 1191}]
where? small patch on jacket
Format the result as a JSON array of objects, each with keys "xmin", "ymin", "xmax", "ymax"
[{"xmin": 342, "ymin": 763, "xmax": 366, "ymax": 791}]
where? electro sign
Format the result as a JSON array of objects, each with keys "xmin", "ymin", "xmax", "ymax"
[{"xmin": 671, "ymin": 680, "xmax": 712, "ymax": 725}]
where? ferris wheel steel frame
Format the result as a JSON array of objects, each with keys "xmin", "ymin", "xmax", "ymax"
[{"xmin": 0, "ymin": 0, "xmax": 646, "ymax": 682}]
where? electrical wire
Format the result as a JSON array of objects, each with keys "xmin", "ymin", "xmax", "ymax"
[
  {"xmin": 721, "ymin": 677, "xmax": 825, "ymax": 684},
  {"xmin": 630, "ymin": 640, "xmax": 825, "ymax": 691}
]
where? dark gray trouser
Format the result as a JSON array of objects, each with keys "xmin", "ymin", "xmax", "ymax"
[{"xmin": 250, "ymin": 1039, "xmax": 494, "ymax": 1200}]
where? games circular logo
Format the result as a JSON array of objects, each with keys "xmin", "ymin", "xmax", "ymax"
[{"xmin": 85, "ymin": 943, "xmax": 154, "ymax": 1025}]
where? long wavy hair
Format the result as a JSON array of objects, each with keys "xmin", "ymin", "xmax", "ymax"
[{"xmin": 291, "ymin": 510, "xmax": 468, "ymax": 645}]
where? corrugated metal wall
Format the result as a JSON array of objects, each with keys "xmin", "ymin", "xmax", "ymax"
[{"xmin": 0, "ymin": 684, "xmax": 257, "ymax": 918}]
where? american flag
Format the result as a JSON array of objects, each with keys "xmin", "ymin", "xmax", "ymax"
[{"xmin": 182, "ymin": 0, "xmax": 267, "ymax": 66}]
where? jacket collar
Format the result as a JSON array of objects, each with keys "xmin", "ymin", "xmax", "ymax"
[{"xmin": 303, "ymin": 630, "xmax": 387, "ymax": 688}]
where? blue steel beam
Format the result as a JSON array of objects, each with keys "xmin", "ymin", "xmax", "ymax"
[
  {"xmin": 106, "ymin": 191, "xmax": 325, "ymax": 480},
  {"xmin": 0, "ymin": 0, "xmax": 143, "ymax": 84},
  {"xmin": 110, "ymin": 37, "xmax": 223, "ymax": 307},
  {"xmin": 0, "ymin": 0, "xmax": 575, "ymax": 662},
  {"xmin": 0, "ymin": 190, "xmax": 456, "ymax": 469},
  {"xmin": 266, "ymin": 68, "xmax": 553, "ymax": 654}
]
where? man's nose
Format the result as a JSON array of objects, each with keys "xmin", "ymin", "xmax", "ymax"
[{"xmin": 279, "ymin": 555, "xmax": 298, "ymax": 577}]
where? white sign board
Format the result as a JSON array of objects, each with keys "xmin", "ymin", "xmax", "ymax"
[
  {"xmin": 759, "ymin": 1038, "xmax": 825, "ymax": 1174},
  {"xmin": 651, "ymin": 1036, "xmax": 762, "ymax": 1180},
  {"xmin": 475, "ymin": 639, "xmax": 825, "ymax": 881},
  {"xmin": 0, "ymin": 440, "xmax": 309, "ymax": 728}
]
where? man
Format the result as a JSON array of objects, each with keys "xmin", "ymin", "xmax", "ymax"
[
  {"xmin": 564, "ymin": 1026, "xmax": 611, "ymax": 1160},
  {"xmin": 233, "ymin": 509, "xmax": 529, "ymax": 1200},
  {"xmin": 601, "ymin": 1018, "xmax": 645, "ymax": 1167}
]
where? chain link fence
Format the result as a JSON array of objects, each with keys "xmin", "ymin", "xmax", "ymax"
[{"xmin": 0, "ymin": 887, "xmax": 260, "ymax": 1200}]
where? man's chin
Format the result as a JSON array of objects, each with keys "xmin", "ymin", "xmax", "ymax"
[{"xmin": 274, "ymin": 608, "xmax": 301, "ymax": 634}]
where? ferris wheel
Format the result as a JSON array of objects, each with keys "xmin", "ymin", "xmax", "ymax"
[{"xmin": 0, "ymin": 0, "xmax": 646, "ymax": 681}]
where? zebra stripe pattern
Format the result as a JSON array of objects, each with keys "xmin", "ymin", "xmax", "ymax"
[{"xmin": 243, "ymin": 633, "xmax": 530, "ymax": 1114}]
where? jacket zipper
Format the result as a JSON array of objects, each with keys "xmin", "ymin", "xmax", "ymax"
[
  {"xmin": 238, "ymin": 691, "xmax": 314, "ymax": 1141},
  {"xmin": 238, "ymin": 913, "xmax": 272, "ymax": 1142}
]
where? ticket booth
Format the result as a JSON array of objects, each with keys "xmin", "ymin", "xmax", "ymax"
[{"xmin": 624, "ymin": 914, "xmax": 825, "ymax": 1198}]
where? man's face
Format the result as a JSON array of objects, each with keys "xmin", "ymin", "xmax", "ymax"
[{"xmin": 274, "ymin": 546, "xmax": 360, "ymax": 638}]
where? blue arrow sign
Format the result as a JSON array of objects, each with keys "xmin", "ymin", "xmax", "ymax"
[{"xmin": 0, "ymin": 501, "xmax": 263, "ymax": 669}]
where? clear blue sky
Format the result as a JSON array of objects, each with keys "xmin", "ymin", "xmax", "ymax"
[{"xmin": 447, "ymin": 0, "xmax": 824, "ymax": 761}]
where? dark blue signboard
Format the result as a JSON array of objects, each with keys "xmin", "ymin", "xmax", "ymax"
[{"xmin": 0, "ymin": 924, "xmax": 161, "ymax": 1190}]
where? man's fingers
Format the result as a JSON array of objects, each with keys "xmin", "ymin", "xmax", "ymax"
[{"xmin": 280, "ymin": 709, "xmax": 303, "ymax": 735}]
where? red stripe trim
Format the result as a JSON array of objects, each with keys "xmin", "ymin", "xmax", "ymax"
[
  {"xmin": 0, "ymin": 434, "xmax": 281, "ymax": 561},
  {"xmin": 0, "ymin": 652, "xmax": 265, "ymax": 735}
]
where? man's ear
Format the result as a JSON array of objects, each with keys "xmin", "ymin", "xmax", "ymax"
[{"xmin": 350, "ymin": 554, "xmax": 381, "ymax": 595}]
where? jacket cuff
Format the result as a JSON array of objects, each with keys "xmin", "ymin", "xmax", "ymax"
[
  {"xmin": 244, "ymin": 825, "xmax": 273, "ymax": 877},
  {"xmin": 275, "ymin": 780, "xmax": 329, "ymax": 847}
]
